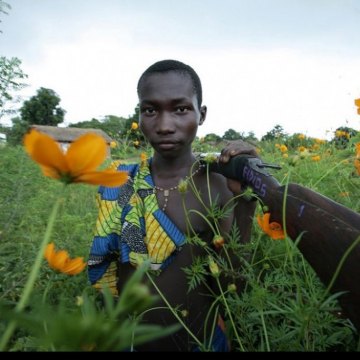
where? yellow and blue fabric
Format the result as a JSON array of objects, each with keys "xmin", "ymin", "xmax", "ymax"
[{"xmin": 88, "ymin": 159, "xmax": 186, "ymax": 295}]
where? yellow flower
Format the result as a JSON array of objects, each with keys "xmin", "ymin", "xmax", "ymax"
[
  {"xmin": 139, "ymin": 152, "xmax": 147, "ymax": 168},
  {"xmin": 110, "ymin": 140, "xmax": 117, "ymax": 149},
  {"xmin": 133, "ymin": 140, "xmax": 140, "ymax": 147},
  {"xmin": 339, "ymin": 192, "xmax": 349, "ymax": 197},
  {"xmin": 315, "ymin": 138, "xmax": 325, "ymax": 144},
  {"xmin": 280, "ymin": 144, "xmax": 288, "ymax": 153},
  {"xmin": 24, "ymin": 130, "xmax": 128, "ymax": 187},
  {"xmin": 131, "ymin": 122, "xmax": 139, "ymax": 130},
  {"xmin": 298, "ymin": 146, "xmax": 306, "ymax": 152},
  {"xmin": 282, "ymin": 153, "xmax": 288, "ymax": 158},
  {"xmin": 257, "ymin": 213, "xmax": 285, "ymax": 240},
  {"xmin": 311, "ymin": 155, "xmax": 321, "ymax": 162},
  {"xmin": 297, "ymin": 134, "xmax": 305, "ymax": 140},
  {"xmin": 44, "ymin": 243, "xmax": 86, "ymax": 275}
]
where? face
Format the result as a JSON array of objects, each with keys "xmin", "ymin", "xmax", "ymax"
[{"xmin": 138, "ymin": 72, "xmax": 207, "ymax": 157}]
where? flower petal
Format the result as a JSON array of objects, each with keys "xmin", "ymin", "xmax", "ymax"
[
  {"xmin": 24, "ymin": 130, "xmax": 68, "ymax": 174},
  {"xmin": 44, "ymin": 243, "xmax": 56, "ymax": 262},
  {"xmin": 257, "ymin": 213, "xmax": 270, "ymax": 233},
  {"xmin": 62, "ymin": 257, "xmax": 87, "ymax": 275},
  {"xmin": 40, "ymin": 165, "xmax": 61, "ymax": 179},
  {"xmin": 66, "ymin": 133, "xmax": 107, "ymax": 175},
  {"xmin": 51, "ymin": 250, "xmax": 69, "ymax": 270},
  {"xmin": 269, "ymin": 222, "xmax": 285, "ymax": 239},
  {"xmin": 74, "ymin": 170, "xmax": 128, "ymax": 187}
]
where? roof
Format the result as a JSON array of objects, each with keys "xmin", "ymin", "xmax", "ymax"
[{"xmin": 31, "ymin": 125, "xmax": 113, "ymax": 143}]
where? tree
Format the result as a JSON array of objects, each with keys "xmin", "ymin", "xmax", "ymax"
[
  {"xmin": 20, "ymin": 87, "xmax": 65, "ymax": 126},
  {"xmin": 261, "ymin": 124, "xmax": 287, "ymax": 141},
  {"xmin": 70, "ymin": 115, "xmax": 128, "ymax": 137},
  {"xmin": 244, "ymin": 131, "xmax": 258, "ymax": 142},
  {"xmin": 222, "ymin": 128, "xmax": 243, "ymax": 141},
  {"xmin": 0, "ymin": 1, "xmax": 10, "ymax": 33},
  {"xmin": 0, "ymin": 56, "xmax": 28, "ymax": 119},
  {"xmin": 6, "ymin": 116, "xmax": 29, "ymax": 145},
  {"xmin": 204, "ymin": 133, "xmax": 222, "ymax": 143}
]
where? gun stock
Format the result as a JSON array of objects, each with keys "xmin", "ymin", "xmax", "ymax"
[{"xmin": 208, "ymin": 155, "xmax": 360, "ymax": 331}]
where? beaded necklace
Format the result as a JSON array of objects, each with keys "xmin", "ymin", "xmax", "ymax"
[{"xmin": 153, "ymin": 163, "xmax": 205, "ymax": 212}]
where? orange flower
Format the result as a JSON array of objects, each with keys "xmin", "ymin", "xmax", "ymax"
[
  {"xmin": 355, "ymin": 98, "xmax": 360, "ymax": 115},
  {"xmin": 44, "ymin": 243, "xmax": 86, "ymax": 275},
  {"xmin": 131, "ymin": 122, "xmax": 139, "ymax": 130},
  {"xmin": 355, "ymin": 143, "xmax": 360, "ymax": 158},
  {"xmin": 355, "ymin": 159, "xmax": 360, "ymax": 175},
  {"xmin": 24, "ymin": 130, "xmax": 128, "ymax": 186},
  {"xmin": 311, "ymin": 155, "xmax": 321, "ymax": 162},
  {"xmin": 257, "ymin": 213, "xmax": 285, "ymax": 240}
]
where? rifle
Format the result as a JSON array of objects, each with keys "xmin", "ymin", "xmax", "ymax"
[{"xmin": 206, "ymin": 154, "xmax": 360, "ymax": 331}]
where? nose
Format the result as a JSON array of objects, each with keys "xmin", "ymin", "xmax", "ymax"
[{"xmin": 156, "ymin": 111, "xmax": 175, "ymax": 134}]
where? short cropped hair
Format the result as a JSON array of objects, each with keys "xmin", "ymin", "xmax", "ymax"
[{"xmin": 137, "ymin": 59, "xmax": 202, "ymax": 108}]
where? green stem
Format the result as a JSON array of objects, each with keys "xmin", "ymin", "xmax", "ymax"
[
  {"xmin": 324, "ymin": 235, "xmax": 360, "ymax": 296},
  {"xmin": 146, "ymin": 272, "xmax": 203, "ymax": 348},
  {"xmin": 260, "ymin": 310, "xmax": 270, "ymax": 351},
  {"xmin": 0, "ymin": 197, "xmax": 62, "ymax": 351},
  {"xmin": 312, "ymin": 160, "xmax": 345, "ymax": 188},
  {"xmin": 215, "ymin": 277, "xmax": 245, "ymax": 351}
]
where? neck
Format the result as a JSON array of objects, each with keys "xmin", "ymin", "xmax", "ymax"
[{"xmin": 152, "ymin": 152, "xmax": 196, "ymax": 177}]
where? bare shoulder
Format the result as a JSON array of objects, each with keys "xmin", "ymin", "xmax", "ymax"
[{"xmin": 198, "ymin": 171, "xmax": 233, "ymax": 206}]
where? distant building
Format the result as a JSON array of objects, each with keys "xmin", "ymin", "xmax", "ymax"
[
  {"xmin": 0, "ymin": 133, "xmax": 6, "ymax": 146},
  {"xmin": 31, "ymin": 125, "xmax": 113, "ymax": 158}
]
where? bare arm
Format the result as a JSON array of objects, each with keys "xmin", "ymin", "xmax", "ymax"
[{"xmin": 219, "ymin": 140, "xmax": 259, "ymax": 243}]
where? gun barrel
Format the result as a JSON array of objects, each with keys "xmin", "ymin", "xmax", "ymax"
[{"xmin": 208, "ymin": 154, "xmax": 360, "ymax": 331}]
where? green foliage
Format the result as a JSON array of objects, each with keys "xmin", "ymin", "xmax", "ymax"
[
  {"xmin": 20, "ymin": 87, "xmax": 65, "ymax": 126},
  {"xmin": 0, "ymin": 56, "xmax": 28, "ymax": 118},
  {"xmin": 70, "ymin": 115, "xmax": 127, "ymax": 137},
  {"xmin": 204, "ymin": 133, "xmax": 222, "ymax": 143},
  {"xmin": 0, "ymin": 134, "xmax": 359, "ymax": 351},
  {"xmin": 331, "ymin": 126, "xmax": 358, "ymax": 149},
  {"xmin": 223, "ymin": 128, "xmax": 243, "ymax": 141},
  {"xmin": 0, "ymin": 264, "xmax": 178, "ymax": 351},
  {"xmin": 261, "ymin": 124, "xmax": 288, "ymax": 142},
  {"xmin": 6, "ymin": 117, "xmax": 29, "ymax": 145}
]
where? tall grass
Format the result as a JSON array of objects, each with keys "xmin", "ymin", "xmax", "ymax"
[{"xmin": 0, "ymin": 135, "xmax": 359, "ymax": 351}]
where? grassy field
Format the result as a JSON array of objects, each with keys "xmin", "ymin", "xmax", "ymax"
[{"xmin": 0, "ymin": 134, "xmax": 359, "ymax": 351}]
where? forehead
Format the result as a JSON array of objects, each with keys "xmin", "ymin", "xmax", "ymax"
[{"xmin": 138, "ymin": 71, "xmax": 196, "ymax": 102}]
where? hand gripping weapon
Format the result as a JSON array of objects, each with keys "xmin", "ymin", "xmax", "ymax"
[{"xmin": 205, "ymin": 154, "xmax": 360, "ymax": 330}]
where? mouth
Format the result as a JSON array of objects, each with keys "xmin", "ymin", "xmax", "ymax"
[{"xmin": 157, "ymin": 142, "xmax": 178, "ymax": 150}]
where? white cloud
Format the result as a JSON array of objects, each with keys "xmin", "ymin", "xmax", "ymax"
[
  {"xmin": 3, "ymin": 1, "xmax": 360, "ymax": 139},
  {"xmin": 17, "ymin": 39, "xmax": 360, "ymax": 140}
]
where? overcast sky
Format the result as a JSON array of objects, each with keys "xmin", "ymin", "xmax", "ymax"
[{"xmin": 1, "ymin": 0, "xmax": 360, "ymax": 139}]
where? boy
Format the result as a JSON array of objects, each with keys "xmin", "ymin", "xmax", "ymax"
[{"xmin": 88, "ymin": 60, "xmax": 257, "ymax": 351}]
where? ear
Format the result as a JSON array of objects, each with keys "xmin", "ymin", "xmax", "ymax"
[{"xmin": 199, "ymin": 105, "xmax": 207, "ymax": 126}]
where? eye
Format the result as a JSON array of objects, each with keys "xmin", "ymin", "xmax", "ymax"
[
  {"xmin": 142, "ymin": 107, "xmax": 156, "ymax": 115},
  {"xmin": 176, "ymin": 106, "xmax": 189, "ymax": 113}
]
